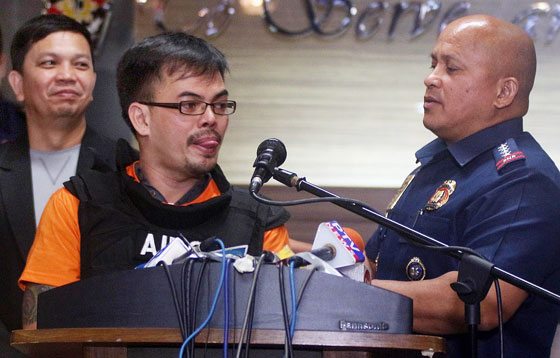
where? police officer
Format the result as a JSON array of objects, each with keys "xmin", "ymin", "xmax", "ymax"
[{"xmin": 365, "ymin": 14, "xmax": 560, "ymax": 357}]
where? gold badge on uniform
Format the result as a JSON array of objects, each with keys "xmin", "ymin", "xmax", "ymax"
[
  {"xmin": 386, "ymin": 174, "xmax": 416, "ymax": 213},
  {"xmin": 406, "ymin": 257, "xmax": 426, "ymax": 281},
  {"xmin": 425, "ymin": 180, "xmax": 456, "ymax": 211}
]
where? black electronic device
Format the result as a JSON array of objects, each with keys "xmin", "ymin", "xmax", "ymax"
[{"xmin": 38, "ymin": 261, "xmax": 412, "ymax": 334}]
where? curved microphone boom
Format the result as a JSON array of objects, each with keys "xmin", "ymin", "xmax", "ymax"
[{"xmin": 249, "ymin": 138, "xmax": 287, "ymax": 193}]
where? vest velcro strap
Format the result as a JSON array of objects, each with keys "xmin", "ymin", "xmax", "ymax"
[{"xmin": 64, "ymin": 175, "xmax": 92, "ymax": 202}]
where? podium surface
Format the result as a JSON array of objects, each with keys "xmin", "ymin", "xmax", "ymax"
[{"xmin": 12, "ymin": 327, "xmax": 446, "ymax": 357}]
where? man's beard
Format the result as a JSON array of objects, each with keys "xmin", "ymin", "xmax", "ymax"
[{"xmin": 183, "ymin": 155, "xmax": 218, "ymax": 178}]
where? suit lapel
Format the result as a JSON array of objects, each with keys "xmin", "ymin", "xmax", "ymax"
[
  {"xmin": 0, "ymin": 137, "xmax": 36, "ymax": 258},
  {"xmin": 0, "ymin": 126, "xmax": 115, "ymax": 259},
  {"xmin": 77, "ymin": 128, "xmax": 95, "ymax": 172},
  {"xmin": 77, "ymin": 126, "xmax": 116, "ymax": 172}
]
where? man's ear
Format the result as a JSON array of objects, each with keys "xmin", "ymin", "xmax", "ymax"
[
  {"xmin": 128, "ymin": 103, "xmax": 151, "ymax": 137},
  {"xmin": 494, "ymin": 77, "xmax": 518, "ymax": 109},
  {"xmin": 7, "ymin": 70, "xmax": 24, "ymax": 102}
]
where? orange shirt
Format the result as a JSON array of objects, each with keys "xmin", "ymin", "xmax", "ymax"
[{"xmin": 20, "ymin": 165, "xmax": 290, "ymax": 289}]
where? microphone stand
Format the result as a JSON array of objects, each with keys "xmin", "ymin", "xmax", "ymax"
[{"xmin": 267, "ymin": 167, "xmax": 560, "ymax": 358}]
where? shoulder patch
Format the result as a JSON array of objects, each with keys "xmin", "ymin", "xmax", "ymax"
[{"xmin": 493, "ymin": 138, "xmax": 526, "ymax": 171}]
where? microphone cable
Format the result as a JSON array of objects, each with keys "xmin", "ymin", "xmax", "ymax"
[
  {"xmin": 278, "ymin": 261, "xmax": 294, "ymax": 358},
  {"xmin": 285, "ymin": 262, "xmax": 317, "ymax": 351},
  {"xmin": 396, "ymin": 237, "xmax": 487, "ymax": 261},
  {"xmin": 241, "ymin": 267, "xmax": 258, "ymax": 358},
  {"xmin": 181, "ymin": 258, "xmax": 196, "ymax": 357},
  {"xmin": 161, "ymin": 261, "xmax": 187, "ymax": 339},
  {"xmin": 494, "ymin": 278, "xmax": 504, "ymax": 358},
  {"xmin": 228, "ymin": 269, "xmax": 239, "ymax": 358},
  {"xmin": 251, "ymin": 190, "xmax": 375, "ymax": 208},
  {"xmin": 190, "ymin": 258, "xmax": 209, "ymax": 357},
  {"xmin": 295, "ymin": 267, "xmax": 316, "ymax": 307},
  {"xmin": 242, "ymin": 299, "xmax": 257, "ymax": 358},
  {"xmin": 175, "ymin": 232, "xmax": 202, "ymax": 357},
  {"xmin": 223, "ymin": 258, "xmax": 232, "ymax": 357},
  {"xmin": 235, "ymin": 253, "xmax": 266, "ymax": 358},
  {"xmin": 289, "ymin": 260, "xmax": 297, "ymax": 338},
  {"xmin": 243, "ymin": 254, "xmax": 280, "ymax": 358},
  {"xmin": 179, "ymin": 238, "xmax": 227, "ymax": 358}
]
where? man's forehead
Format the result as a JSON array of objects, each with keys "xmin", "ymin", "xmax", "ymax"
[
  {"xmin": 433, "ymin": 23, "xmax": 487, "ymax": 58},
  {"xmin": 35, "ymin": 31, "xmax": 88, "ymax": 44},
  {"xmin": 431, "ymin": 39, "xmax": 463, "ymax": 61},
  {"xmin": 29, "ymin": 31, "xmax": 92, "ymax": 56},
  {"xmin": 163, "ymin": 67, "xmax": 223, "ymax": 84}
]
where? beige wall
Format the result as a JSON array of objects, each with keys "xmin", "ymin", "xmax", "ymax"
[{"xmin": 135, "ymin": 1, "xmax": 560, "ymax": 188}]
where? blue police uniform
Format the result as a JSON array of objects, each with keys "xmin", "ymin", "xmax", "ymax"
[{"xmin": 365, "ymin": 118, "xmax": 560, "ymax": 357}]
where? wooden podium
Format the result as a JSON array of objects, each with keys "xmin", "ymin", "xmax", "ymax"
[
  {"xmin": 11, "ymin": 327, "xmax": 446, "ymax": 357},
  {"xmin": 12, "ymin": 262, "xmax": 446, "ymax": 357}
]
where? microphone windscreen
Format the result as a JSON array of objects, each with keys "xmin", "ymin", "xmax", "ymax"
[{"xmin": 342, "ymin": 227, "xmax": 365, "ymax": 252}]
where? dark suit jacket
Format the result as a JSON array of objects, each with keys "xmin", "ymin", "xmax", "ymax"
[{"xmin": 0, "ymin": 126, "xmax": 117, "ymax": 332}]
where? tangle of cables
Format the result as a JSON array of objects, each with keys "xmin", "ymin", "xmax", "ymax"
[{"xmin": 159, "ymin": 238, "xmax": 318, "ymax": 358}]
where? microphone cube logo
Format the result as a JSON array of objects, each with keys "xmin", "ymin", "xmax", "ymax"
[{"xmin": 326, "ymin": 221, "xmax": 365, "ymax": 263}]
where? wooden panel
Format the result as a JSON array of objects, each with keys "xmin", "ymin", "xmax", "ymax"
[{"xmin": 11, "ymin": 328, "xmax": 446, "ymax": 357}]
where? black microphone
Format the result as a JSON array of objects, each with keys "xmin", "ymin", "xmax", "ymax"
[
  {"xmin": 289, "ymin": 244, "xmax": 337, "ymax": 268},
  {"xmin": 199, "ymin": 236, "xmax": 221, "ymax": 252},
  {"xmin": 309, "ymin": 244, "xmax": 337, "ymax": 261},
  {"xmin": 249, "ymin": 138, "xmax": 287, "ymax": 193}
]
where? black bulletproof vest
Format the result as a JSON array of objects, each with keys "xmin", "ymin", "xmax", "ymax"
[{"xmin": 64, "ymin": 163, "xmax": 289, "ymax": 279}]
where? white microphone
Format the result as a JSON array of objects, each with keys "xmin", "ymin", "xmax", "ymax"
[
  {"xmin": 290, "ymin": 221, "xmax": 370, "ymax": 280},
  {"xmin": 291, "ymin": 251, "xmax": 342, "ymax": 276},
  {"xmin": 136, "ymin": 237, "xmax": 194, "ymax": 269},
  {"xmin": 311, "ymin": 221, "xmax": 365, "ymax": 268},
  {"xmin": 310, "ymin": 221, "xmax": 370, "ymax": 282}
]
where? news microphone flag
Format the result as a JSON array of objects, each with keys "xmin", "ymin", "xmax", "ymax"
[{"xmin": 311, "ymin": 221, "xmax": 365, "ymax": 269}]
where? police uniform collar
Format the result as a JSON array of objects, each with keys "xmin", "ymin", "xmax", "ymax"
[
  {"xmin": 415, "ymin": 138, "xmax": 446, "ymax": 165},
  {"xmin": 416, "ymin": 118, "xmax": 524, "ymax": 167}
]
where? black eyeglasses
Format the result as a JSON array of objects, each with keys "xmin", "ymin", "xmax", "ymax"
[{"xmin": 139, "ymin": 100, "xmax": 237, "ymax": 116}]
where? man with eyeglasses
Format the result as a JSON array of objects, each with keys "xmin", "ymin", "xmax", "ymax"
[{"xmin": 19, "ymin": 32, "xmax": 293, "ymax": 329}]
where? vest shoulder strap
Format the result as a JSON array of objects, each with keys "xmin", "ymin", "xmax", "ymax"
[
  {"xmin": 230, "ymin": 187, "xmax": 290, "ymax": 230},
  {"xmin": 64, "ymin": 175, "xmax": 90, "ymax": 202},
  {"xmin": 64, "ymin": 170, "xmax": 120, "ymax": 204}
]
